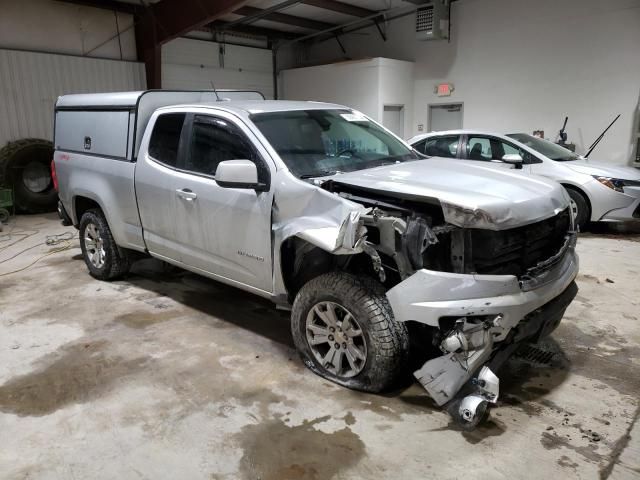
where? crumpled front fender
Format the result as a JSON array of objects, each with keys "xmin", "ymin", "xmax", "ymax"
[{"xmin": 271, "ymin": 171, "xmax": 368, "ymax": 298}]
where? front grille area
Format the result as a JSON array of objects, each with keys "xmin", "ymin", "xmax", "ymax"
[{"xmin": 468, "ymin": 208, "xmax": 571, "ymax": 277}]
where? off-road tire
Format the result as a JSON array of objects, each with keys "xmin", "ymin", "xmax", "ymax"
[
  {"xmin": 0, "ymin": 138, "xmax": 56, "ymax": 213},
  {"xmin": 291, "ymin": 272, "xmax": 410, "ymax": 393},
  {"xmin": 566, "ymin": 188, "xmax": 589, "ymax": 231},
  {"xmin": 79, "ymin": 209, "xmax": 130, "ymax": 280}
]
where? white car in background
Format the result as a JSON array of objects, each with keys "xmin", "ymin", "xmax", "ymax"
[{"xmin": 408, "ymin": 130, "xmax": 640, "ymax": 230}]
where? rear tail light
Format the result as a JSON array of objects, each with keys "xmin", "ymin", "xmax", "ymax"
[{"xmin": 51, "ymin": 159, "xmax": 58, "ymax": 191}]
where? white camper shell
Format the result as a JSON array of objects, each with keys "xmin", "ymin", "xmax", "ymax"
[{"xmin": 54, "ymin": 90, "xmax": 265, "ymax": 162}]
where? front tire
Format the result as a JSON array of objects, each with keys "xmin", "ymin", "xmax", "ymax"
[
  {"xmin": 79, "ymin": 209, "xmax": 130, "ymax": 280},
  {"xmin": 566, "ymin": 188, "xmax": 589, "ymax": 231},
  {"xmin": 291, "ymin": 272, "xmax": 409, "ymax": 393}
]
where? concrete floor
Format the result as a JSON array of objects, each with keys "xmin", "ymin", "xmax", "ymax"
[{"xmin": 1, "ymin": 213, "xmax": 639, "ymax": 480}]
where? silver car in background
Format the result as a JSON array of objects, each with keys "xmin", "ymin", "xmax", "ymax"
[{"xmin": 408, "ymin": 130, "xmax": 640, "ymax": 230}]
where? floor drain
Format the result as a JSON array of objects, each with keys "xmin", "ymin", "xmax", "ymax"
[{"xmin": 514, "ymin": 345, "xmax": 556, "ymax": 365}]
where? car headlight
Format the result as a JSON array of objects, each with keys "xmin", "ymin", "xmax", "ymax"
[{"xmin": 593, "ymin": 176, "xmax": 625, "ymax": 193}]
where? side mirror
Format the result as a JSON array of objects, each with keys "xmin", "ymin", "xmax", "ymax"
[
  {"xmin": 215, "ymin": 160, "xmax": 267, "ymax": 191},
  {"xmin": 502, "ymin": 154, "xmax": 523, "ymax": 169}
]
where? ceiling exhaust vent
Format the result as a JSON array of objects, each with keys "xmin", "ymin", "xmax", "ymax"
[{"xmin": 416, "ymin": 1, "xmax": 449, "ymax": 41}]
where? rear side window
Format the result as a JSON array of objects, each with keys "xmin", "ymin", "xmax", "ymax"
[
  {"xmin": 424, "ymin": 135, "xmax": 460, "ymax": 158},
  {"xmin": 148, "ymin": 113, "xmax": 186, "ymax": 167}
]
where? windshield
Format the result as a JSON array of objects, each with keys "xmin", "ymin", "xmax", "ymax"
[
  {"xmin": 250, "ymin": 109, "xmax": 420, "ymax": 178},
  {"xmin": 507, "ymin": 133, "xmax": 580, "ymax": 162}
]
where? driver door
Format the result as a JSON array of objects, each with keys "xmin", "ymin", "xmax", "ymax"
[{"xmin": 172, "ymin": 113, "xmax": 274, "ymax": 293}]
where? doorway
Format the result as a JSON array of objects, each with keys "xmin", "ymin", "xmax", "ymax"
[
  {"xmin": 428, "ymin": 103, "xmax": 463, "ymax": 132},
  {"xmin": 383, "ymin": 105, "xmax": 405, "ymax": 138}
]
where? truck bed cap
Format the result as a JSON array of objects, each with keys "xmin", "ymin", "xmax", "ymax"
[
  {"xmin": 56, "ymin": 91, "xmax": 145, "ymax": 109},
  {"xmin": 55, "ymin": 89, "xmax": 266, "ymax": 110}
]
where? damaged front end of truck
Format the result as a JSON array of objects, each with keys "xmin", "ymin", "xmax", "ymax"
[{"xmin": 274, "ymin": 168, "xmax": 578, "ymax": 428}]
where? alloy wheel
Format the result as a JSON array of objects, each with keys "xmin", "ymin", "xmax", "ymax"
[
  {"xmin": 569, "ymin": 198, "xmax": 579, "ymax": 225},
  {"xmin": 84, "ymin": 223, "xmax": 106, "ymax": 268},
  {"xmin": 305, "ymin": 301, "xmax": 367, "ymax": 378}
]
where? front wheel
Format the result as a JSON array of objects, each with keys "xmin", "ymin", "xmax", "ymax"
[
  {"xmin": 566, "ymin": 188, "xmax": 589, "ymax": 231},
  {"xmin": 79, "ymin": 209, "xmax": 130, "ymax": 280},
  {"xmin": 291, "ymin": 272, "xmax": 409, "ymax": 393}
]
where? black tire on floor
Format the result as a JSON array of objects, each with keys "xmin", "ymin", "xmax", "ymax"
[
  {"xmin": 566, "ymin": 188, "xmax": 589, "ymax": 231},
  {"xmin": 291, "ymin": 272, "xmax": 410, "ymax": 393},
  {"xmin": 0, "ymin": 138, "xmax": 57, "ymax": 213},
  {"xmin": 79, "ymin": 209, "xmax": 130, "ymax": 280}
]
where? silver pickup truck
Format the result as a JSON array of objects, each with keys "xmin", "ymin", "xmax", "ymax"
[{"xmin": 53, "ymin": 90, "xmax": 579, "ymax": 427}]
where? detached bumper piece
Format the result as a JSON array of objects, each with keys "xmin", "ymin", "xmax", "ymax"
[{"xmin": 414, "ymin": 281, "xmax": 578, "ymax": 428}]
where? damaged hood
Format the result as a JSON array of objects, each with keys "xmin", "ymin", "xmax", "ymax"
[{"xmin": 329, "ymin": 158, "xmax": 570, "ymax": 230}]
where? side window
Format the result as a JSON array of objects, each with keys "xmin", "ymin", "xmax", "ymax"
[
  {"xmin": 411, "ymin": 140, "xmax": 427, "ymax": 154},
  {"xmin": 466, "ymin": 137, "xmax": 493, "ymax": 161},
  {"xmin": 148, "ymin": 113, "xmax": 186, "ymax": 167},
  {"xmin": 423, "ymin": 135, "xmax": 460, "ymax": 158},
  {"xmin": 491, "ymin": 138, "xmax": 540, "ymax": 164},
  {"xmin": 185, "ymin": 115, "xmax": 267, "ymax": 181}
]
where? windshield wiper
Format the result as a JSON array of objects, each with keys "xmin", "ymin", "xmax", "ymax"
[{"xmin": 299, "ymin": 170, "xmax": 340, "ymax": 179}]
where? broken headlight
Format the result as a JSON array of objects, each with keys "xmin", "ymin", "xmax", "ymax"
[{"xmin": 593, "ymin": 176, "xmax": 625, "ymax": 193}]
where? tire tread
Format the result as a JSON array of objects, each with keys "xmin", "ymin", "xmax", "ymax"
[
  {"xmin": 291, "ymin": 271, "xmax": 409, "ymax": 393},
  {"xmin": 79, "ymin": 208, "xmax": 130, "ymax": 280}
]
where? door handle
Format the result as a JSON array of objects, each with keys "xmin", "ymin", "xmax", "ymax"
[{"xmin": 176, "ymin": 188, "xmax": 197, "ymax": 201}]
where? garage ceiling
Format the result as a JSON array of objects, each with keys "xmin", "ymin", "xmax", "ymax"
[
  {"xmin": 59, "ymin": 0, "xmax": 420, "ymax": 42},
  {"xmin": 56, "ymin": 0, "xmax": 421, "ymax": 88}
]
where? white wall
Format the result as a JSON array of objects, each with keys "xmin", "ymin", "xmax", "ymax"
[
  {"xmin": 378, "ymin": 58, "xmax": 414, "ymax": 138},
  {"xmin": 281, "ymin": 59, "xmax": 381, "ymax": 119},
  {"xmin": 281, "ymin": 57, "xmax": 414, "ymax": 137},
  {"xmin": 295, "ymin": 0, "xmax": 640, "ymax": 165},
  {"xmin": 162, "ymin": 38, "xmax": 274, "ymax": 99},
  {"xmin": 0, "ymin": 0, "xmax": 137, "ymax": 61},
  {"xmin": 0, "ymin": 49, "xmax": 145, "ymax": 146}
]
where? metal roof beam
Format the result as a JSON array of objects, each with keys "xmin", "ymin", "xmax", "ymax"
[
  {"xmin": 209, "ymin": 20, "xmax": 301, "ymax": 40},
  {"xmin": 135, "ymin": 0, "xmax": 249, "ymax": 88},
  {"xmin": 233, "ymin": 5, "xmax": 336, "ymax": 30},
  {"xmin": 146, "ymin": 0, "xmax": 250, "ymax": 45},
  {"xmin": 221, "ymin": 0, "xmax": 302, "ymax": 29},
  {"xmin": 56, "ymin": 0, "xmax": 140, "ymax": 14},
  {"xmin": 301, "ymin": 0, "xmax": 376, "ymax": 17}
]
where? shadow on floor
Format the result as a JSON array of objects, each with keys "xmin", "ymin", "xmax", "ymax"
[
  {"xmin": 121, "ymin": 257, "xmax": 574, "ymax": 436},
  {"xmin": 583, "ymin": 222, "xmax": 640, "ymax": 236},
  {"xmin": 123, "ymin": 258, "xmax": 294, "ymax": 349}
]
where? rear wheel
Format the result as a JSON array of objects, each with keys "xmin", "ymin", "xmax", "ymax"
[
  {"xmin": 291, "ymin": 272, "xmax": 409, "ymax": 393},
  {"xmin": 566, "ymin": 188, "xmax": 589, "ymax": 231},
  {"xmin": 79, "ymin": 209, "xmax": 130, "ymax": 280}
]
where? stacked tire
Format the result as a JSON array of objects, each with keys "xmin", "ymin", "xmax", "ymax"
[{"xmin": 0, "ymin": 138, "xmax": 57, "ymax": 213}]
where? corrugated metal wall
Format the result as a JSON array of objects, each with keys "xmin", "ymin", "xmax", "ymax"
[
  {"xmin": 0, "ymin": 48, "xmax": 146, "ymax": 147},
  {"xmin": 162, "ymin": 38, "xmax": 273, "ymax": 99}
]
